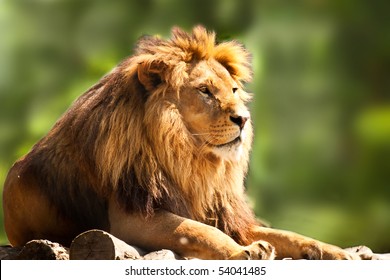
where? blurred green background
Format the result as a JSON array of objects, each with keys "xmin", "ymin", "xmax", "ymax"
[{"xmin": 0, "ymin": 0, "xmax": 389, "ymax": 252}]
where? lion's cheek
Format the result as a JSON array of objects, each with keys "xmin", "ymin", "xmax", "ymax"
[{"xmin": 181, "ymin": 112, "xmax": 212, "ymax": 137}]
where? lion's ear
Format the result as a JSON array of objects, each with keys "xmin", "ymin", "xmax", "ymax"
[{"xmin": 137, "ymin": 60, "xmax": 167, "ymax": 91}]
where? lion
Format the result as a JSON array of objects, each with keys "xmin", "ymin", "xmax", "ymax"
[{"xmin": 3, "ymin": 26, "xmax": 358, "ymax": 260}]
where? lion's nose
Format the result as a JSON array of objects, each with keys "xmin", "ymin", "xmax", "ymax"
[{"xmin": 230, "ymin": 115, "xmax": 248, "ymax": 130}]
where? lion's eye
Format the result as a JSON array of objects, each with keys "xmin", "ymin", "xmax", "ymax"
[
  {"xmin": 198, "ymin": 86, "xmax": 212, "ymax": 97},
  {"xmin": 232, "ymin": 87, "xmax": 238, "ymax": 94}
]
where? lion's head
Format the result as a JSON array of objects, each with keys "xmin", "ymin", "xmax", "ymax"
[{"xmin": 133, "ymin": 26, "xmax": 253, "ymax": 162}]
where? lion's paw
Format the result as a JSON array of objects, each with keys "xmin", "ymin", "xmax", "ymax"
[
  {"xmin": 229, "ymin": 241, "xmax": 275, "ymax": 260},
  {"xmin": 344, "ymin": 246, "xmax": 374, "ymax": 260}
]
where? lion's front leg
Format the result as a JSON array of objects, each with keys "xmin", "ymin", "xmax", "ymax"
[
  {"xmin": 249, "ymin": 226, "xmax": 359, "ymax": 260},
  {"xmin": 108, "ymin": 200, "xmax": 274, "ymax": 259}
]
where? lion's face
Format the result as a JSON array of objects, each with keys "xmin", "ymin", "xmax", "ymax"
[{"xmin": 174, "ymin": 59, "xmax": 251, "ymax": 161}]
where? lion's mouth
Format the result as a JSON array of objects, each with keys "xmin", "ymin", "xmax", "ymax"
[{"xmin": 209, "ymin": 136, "xmax": 241, "ymax": 148}]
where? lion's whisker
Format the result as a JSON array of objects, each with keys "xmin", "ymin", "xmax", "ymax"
[{"xmin": 192, "ymin": 133, "xmax": 211, "ymax": 136}]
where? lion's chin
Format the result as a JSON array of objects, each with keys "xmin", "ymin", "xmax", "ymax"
[
  {"xmin": 216, "ymin": 136, "xmax": 242, "ymax": 148},
  {"xmin": 210, "ymin": 138, "xmax": 244, "ymax": 162}
]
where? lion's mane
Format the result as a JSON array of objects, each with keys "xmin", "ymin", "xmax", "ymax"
[{"xmin": 22, "ymin": 26, "xmax": 257, "ymax": 245}]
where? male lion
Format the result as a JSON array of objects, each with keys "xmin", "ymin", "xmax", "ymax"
[{"xmin": 3, "ymin": 26, "xmax": 357, "ymax": 260}]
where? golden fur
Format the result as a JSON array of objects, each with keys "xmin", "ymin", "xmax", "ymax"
[{"xmin": 3, "ymin": 26, "xmax": 358, "ymax": 259}]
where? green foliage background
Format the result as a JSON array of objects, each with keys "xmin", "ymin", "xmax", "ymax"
[{"xmin": 0, "ymin": 0, "xmax": 389, "ymax": 252}]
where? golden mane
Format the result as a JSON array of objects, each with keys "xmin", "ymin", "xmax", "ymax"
[{"xmin": 132, "ymin": 26, "xmax": 252, "ymax": 84}]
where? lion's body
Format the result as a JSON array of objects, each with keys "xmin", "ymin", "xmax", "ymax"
[{"xmin": 3, "ymin": 26, "xmax": 357, "ymax": 260}]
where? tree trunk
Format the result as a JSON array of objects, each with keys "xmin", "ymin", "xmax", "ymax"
[
  {"xmin": 18, "ymin": 240, "xmax": 69, "ymax": 260},
  {"xmin": 70, "ymin": 229, "xmax": 144, "ymax": 260}
]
